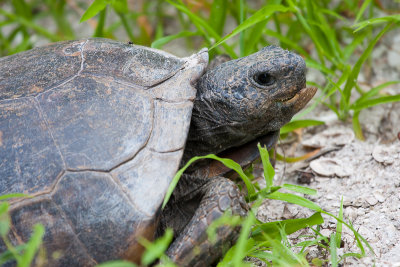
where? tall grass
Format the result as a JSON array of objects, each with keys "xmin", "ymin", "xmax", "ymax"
[{"xmin": 1, "ymin": 1, "xmax": 399, "ymax": 136}]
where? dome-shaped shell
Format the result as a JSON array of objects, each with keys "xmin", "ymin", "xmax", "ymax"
[{"xmin": 0, "ymin": 38, "xmax": 208, "ymax": 265}]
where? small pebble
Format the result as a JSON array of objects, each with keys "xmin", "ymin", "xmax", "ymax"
[
  {"xmin": 310, "ymin": 157, "xmax": 352, "ymax": 177},
  {"xmin": 319, "ymin": 228, "xmax": 332, "ymax": 237},
  {"xmin": 373, "ymin": 190, "xmax": 386, "ymax": 203},
  {"xmin": 365, "ymin": 195, "xmax": 378, "ymax": 206}
]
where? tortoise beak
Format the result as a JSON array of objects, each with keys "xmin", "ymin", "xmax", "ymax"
[{"xmin": 283, "ymin": 86, "xmax": 317, "ymax": 112}]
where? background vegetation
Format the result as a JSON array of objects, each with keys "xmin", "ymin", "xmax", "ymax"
[{"xmin": 1, "ymin": 0, "xmax": 399, "ymax": 266}]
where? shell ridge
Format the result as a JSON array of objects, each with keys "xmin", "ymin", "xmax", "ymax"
[
  {"xmin": 104, "ymin": 84, "xmax": 154, "ymax": 172},
  {"xmin": 34, "ymin": 39, "xmax": 89, "ymax": 99},
  {"xmin": 109, "ymin": 97, "xmax": 154, "ymax": 173},
  {"xmin": 108, "ymin": 172, "xmax": 144, "ymax": 215}
]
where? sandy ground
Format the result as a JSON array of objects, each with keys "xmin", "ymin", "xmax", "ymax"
[{"xmin": 256, "ymin": 31, "xmax": 400, "ymax": 266}]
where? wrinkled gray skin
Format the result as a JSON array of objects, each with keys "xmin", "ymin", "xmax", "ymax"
[
  {"xmin": 161, "ymin": 46, "xmax": 315, "ymax": 266},
  {"xmin": 0, "ymin": 39, "xmax": 315, "ymax": 267},
  {"xmin": 185, "ymin": 46, "xmax": 307, "ymax": 160}
]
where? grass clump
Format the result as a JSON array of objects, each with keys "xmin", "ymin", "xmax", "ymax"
[
  {"xmin": 0, "ymin": 194, "xmax": 45, "ymax": 267},
  {"xmin": 0, "ymin": 146, "xmax": 372, "ymax": 266}
]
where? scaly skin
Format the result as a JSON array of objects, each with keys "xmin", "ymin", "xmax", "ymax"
[{"xmin": 183, "ymin": 46, "xmax": 315, "ymax": 162}]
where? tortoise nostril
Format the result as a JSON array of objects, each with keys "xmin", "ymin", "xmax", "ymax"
[{"xmin": 254, "ymin": 72, "xmax": 275, "ymax": 87}]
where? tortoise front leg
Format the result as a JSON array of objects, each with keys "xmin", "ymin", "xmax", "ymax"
[{"xmin": 165, "ymin": 177, "xmax": 248, "ymax": 267}]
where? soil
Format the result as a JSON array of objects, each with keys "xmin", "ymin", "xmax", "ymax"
[{"xmin": 255, "ymin": 30, "xmax": 400, "ymax": 266}]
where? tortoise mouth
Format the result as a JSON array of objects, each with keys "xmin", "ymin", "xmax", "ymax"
[{"xmin": 279, "ymin": 86, "xmax": 317, "ymax": 105}]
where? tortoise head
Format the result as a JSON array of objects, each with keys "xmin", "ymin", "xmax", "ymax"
[{"xmin": 184, "ymin": 46, "xmax": 316, "ymax": 159}]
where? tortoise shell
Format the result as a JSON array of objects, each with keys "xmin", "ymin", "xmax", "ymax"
[{"xmin": 0, "ymin": 38, "xmax": 208, "ymax": 265}]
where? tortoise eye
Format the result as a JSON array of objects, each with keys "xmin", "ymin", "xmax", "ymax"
[{"xmin": 254, "ymin": 72, "xmax": 275, "ymax": 87}]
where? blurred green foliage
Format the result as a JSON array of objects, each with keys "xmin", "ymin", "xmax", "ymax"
[{"xmin": 1, "ymin": 0, "xmax": 399, "ymax": 137}]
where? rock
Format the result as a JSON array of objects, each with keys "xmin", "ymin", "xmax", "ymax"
[
  {"xmin": 302, "ymin": 127, "xmax": 354, "ymax": 148},
  {"xmin": 365, "ymin": 195, "xmax": 378, "ymax": 206},
  {"xmin": 372, "ymin": 144, "xmax": 400, "ymax": 165},
  {"xmin": 373, "ymin": 190, "xmax": 386, "ymax": 203},
  {"xmin": 309, "ymin": 157, "xmax": 352, "ymax": 177}
]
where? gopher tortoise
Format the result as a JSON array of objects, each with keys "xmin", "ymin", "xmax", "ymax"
[{"xmin": 0, "ymin": 38, "xmax": 316, "ymax": 266}]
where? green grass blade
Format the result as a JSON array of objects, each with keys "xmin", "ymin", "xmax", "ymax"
[
  {"xmin": 207, "ymin": 213, "xmax": 242, "ymax": 243},
  {"xmin": 96, "ymin": 260, "xmax": 138, "ymax": 267},
  {"xmin": 218, "ymin": 242, "xmax": 254, "ymax": 267},
  {"xmin": 163, "ymin": 154, "xmax": 254, "ymax": 209},
  {"xmin": 342, "ymin": 23, "xmax": 392, "ymax": 111},
  {"xmin": 352, "ymin": 81, "xmax": 400, "ymax": 107},
  {"xmin": 166, "ymin": 0, "xmax": 236, "ymax": 58},
  {"xmin": 354, "ymin": 0, "xmax": 372, "ymax": 23},
  {"xmin": 266, "ymin": 192, "xmax": 322, "ymax": 212},
  {"xmin": 140, "ymin": 229, "xmax": 173, "ymax": 265},
  {"xmin": 275, "ymin": 150, "xmax": 320, "ymax": 163},
  {"xmin": 232, "ymin": 203, "xmax": 259, "ymax": 267},
  {"xmin": 258, "ymin": 144, "xmax": 275, "ymax": 192},
  {"xmin": 151, "ymin": 31, "xmax": 199, "ymax": 49},
  {"xmin": 352, "ymin": 110, "xmax": 365, "ymax": 140},
  {"xmin": 244, "ymin": 20, "xmax": 269, "ymax": 56},
  {"xmin": 210, "ymin": 4, "xmax": 292, "ymax": 50},
  {"xmin": 264, "ymin": 29, "xmax": 310, "ymax": 57},
  {"xmin": 118, "ymin": 12, "xmax": 135, "ymax": 43},
  {"xmin": 321, "ymin": 211, "xmax": 374, "ymax": 257},
  {"xmin": 340, "ymin": 252, "xmax": 363, "ymax": 260},
  {"xmin": 48, "ymin": 0, "xmax": 75, "ymax": 40},
  {"xmin": 320, "ymin": 8, "xmax": 346, "ymax": 21},
  {"xmin": 295, "ymin": 235, "xmax": 327, "ymax": 251},
  {"xmin": 209, "ymin": 0, "xmax": 228, "ymax": 36},
  {"xmin": 336, "ymin": 198, "xmax": 344, "ymax": 248},
  {"xmin": 259, "ymin": 228, "xmax": 308, "ymax": 265},
  {"xmin": 0, "ymin": 193, "xmax": 27, "ymax": 201},
  {"xmin": 343, "ymin": 29, "xmax": 369, "ymax": 61},
  {"xmin": 305, "ymin": 58, "xmax": 336, "ymax": 76},
  {"xmin": 282, "ymin": 184, "xmax": 317, "ymax": 196},
  {"xmin": 0, "ymin": 203, "xmax": 10, "ymax": 237},
  {"xmin": 252, "ymin": 212, "xmax": 324, "ymax": 241},
  {"xmin": 280, "ymin": 119, "xmax": 324, "ymax": 134},
  {"xmin": 0, "ymin": 202, "xmax": 8, "ymax": 215},
  {"xmin": 353, "ymin": 15, "xmax": 400, "ymax": 32},
  {"xmin": 238, "ymin": 0, "xmax": 245, "ymax": 57},
  {"xmin": 19, "ymin": 224, "xmax": 45, "ymax": 267},
  {"xmin": 330, "ymin": 233, "xmax": 338, "ymax": 267},
  {"xmin": 247, "ymin": 250, "xmax": 273, "ymax": 262},
  {"xmin": 287, "ymin": 0, "xmax": 325, "ymax": 65},
  {"xmin": 351, "ymin": 94, "xmax": 400, "ymax": 111},
  {"xmin": 94, "ymin": 8, "xmax": 107, "ymax": 37},
  {"xmin": 111, "ymin": 0, "xmax": 128, "ymax": 13},
  {"xmin": 11, "ymin": 0, "xmax": 32, "ymax": 19},
  {"xmin": 0, "ymin": 245, "xmax": 25, "ymax": 265},
  {"xmin": 0, "ymin": 9, "xmax": 59, "ymax": 42},
  {"xmin": 309, "ymin": 3, "xmax": 342, "ymax": 61},
  {"xmin": 80, "ymin": 0, "xmax": 108, "ymax": 23}
]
